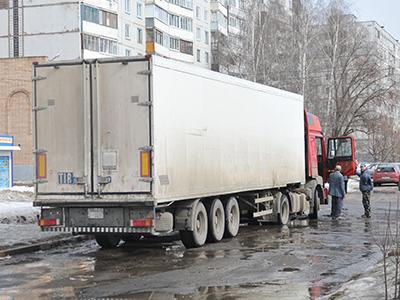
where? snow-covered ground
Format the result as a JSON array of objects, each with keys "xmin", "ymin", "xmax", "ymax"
[
  {"xmin": 0, "ymin": 185, "xmax": 37, "ymax": 224},
  {"xmin": 0, "ymin": 185, "xmax": 68, "ymax": 249}
]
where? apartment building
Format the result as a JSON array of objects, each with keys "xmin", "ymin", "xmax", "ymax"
[
  {"xmin": 360, "ymin": 20, "xmax": 400, "ymax": 99},
  {"xmin": 0, "ymin": 0, "xmax": 215, "ymax": 67},
  {"xmin": 0, "ymin": 0, "xmax": 141, "ymax": 60}
]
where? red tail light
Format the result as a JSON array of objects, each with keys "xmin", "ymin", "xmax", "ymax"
[
  {"xmin": 130, "ymin": 219, "xmax": 153, "ymax": 227},
  {"xmin": 39, "ymin": 219, "xmax": 60, "ymax": 226}
]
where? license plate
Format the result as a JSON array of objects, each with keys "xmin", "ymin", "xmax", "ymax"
[
  {"xmin": 88, "ymin": 208, "xmax": 104, "ymax": 219},
  {"xmin": 382, "ymin": 177, "xmax": 390, "ymax": 179}
]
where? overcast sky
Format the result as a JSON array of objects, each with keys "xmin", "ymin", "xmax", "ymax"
[{"xmin": 354, "ymin": 0, "xmax": 400, "ymax": 41}]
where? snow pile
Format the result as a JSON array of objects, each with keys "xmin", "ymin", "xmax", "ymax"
[{"xmin": 0, "ymin": 186, "xmax": 38, "ymax": 224}]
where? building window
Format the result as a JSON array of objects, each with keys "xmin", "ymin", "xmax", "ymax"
[
  {"xmin": 180, "ymin": 40, "xmax": 193, "ymax": 55},
  {"xmin": 197, "ymin": 49, "xmax": 201, "ymax": 62},
  {"xmin": 196, "ymin": 27, "xmax": 201, "ymax": 41},
  {"xmin": 83, "ymin": 34, "xmax": 99, "ymax": 52},
  {"xmin": 82, "ymin": 5, "xmax": 99, "ymax": 23},
  {"xmin": 154, "ymin": 5, "xmax": 169, "ymax": 24},
  {"xmin": 125, "ymin": 0, "xmax": 131, "ymax": 14},
  {"xmin": 137, "ymin": 28, "xmax": 143, "ymax": 44},
  {"xmin": 125, "ymin": 23, "xmax": 131, "ymax": 40},
  {"xmin": 205, "ymin": 30, "xmax": 209, "ymax": 44},
  {"xmin": 204, "ymin": 10, "xmax": 208, "ymax": 23},
  {"xmin": 156, "ymin": 30, "xmax": 163, "ymax": 45},
  {"xmin": 196, "ymin": 6, "xmax": 200, "ymax": 19},
  {"xmin": 137, "ymin": 2, "xmax": 143, "ymax": 19},
  {"xmin": 99, "ymin": 37, "xmax": 118, "ymax": 55},
  {"xmin": 169, "ymin": 14, "xmax": 179, "ymax": 27},
  {"xmin": 163, "ymin": 34, "xmax": 169, "ymax": 48},
  {"xmin": 170, "ymin": 37, "xmax": 180, "ymax": 51},
  {"xmin": 168, "ymin": 0, "xmax": 193, "ymax": 9},
  {"xmin": 100, "ymin": 11, "xmax": 118, "ymax": 29},
  {"xmin": 126, "ymin": 49, "xmax": 132, "ymax": 56},
  {"xmin": 147, "ymin": 29, "xmax": 154, "ymax": 42},
  {"xmin": 150, "ymin": 4, "xmax": 192, "ymax": 32},
  {"xmin": 82, "ymin": 5, "xmax": 118, "ymax": 29},
  {"xmin": 83, "ymin": 34, "xmax": 117, "ymax": 55},
  {"xmin": 205, "ymin": 51, "xmax": 209, "ymax": 64}
]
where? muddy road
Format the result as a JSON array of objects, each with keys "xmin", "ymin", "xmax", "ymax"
[{"xmin": 1, "ymin": 182, "xmax": 399, "ymax": 299}]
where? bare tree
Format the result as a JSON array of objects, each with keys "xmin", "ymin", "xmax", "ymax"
[
  {"xmin": 219, "ymin": 0, "xmax": 295, "ymax": 89},
  {"xmin": 308, "ymin": 0, "xmax": 394, "ymax": 138},
  {"xmin": 363, "ymin": 114, "xmax": 400, "ymax": 162}
]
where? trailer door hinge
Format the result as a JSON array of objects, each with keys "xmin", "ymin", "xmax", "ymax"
[
  {"xmin": 137, "ymin": 70, "xmax": 151, "ymax": 76},
  {"xmin": 33, "ymin": 149, "xmax": 47, "ymax": 154},
  {"xmin": 32, "ymin": 106, "xmax": 47, "ymax": 111},
  {"xmin": 74, "ymin": 177, "xmax": 87, "ymax": 184},
  {"xmin": 34, "ymin": 179, "xmax": 48, "ymax": 184},
  {"xmin": 138, "ymin": 146, "xmax": 153, "ymax": 151},
  {"xmin": 139, "ymin": 177, "xmax": 154, "ymax": 183},
  {"xmin": 98, "ymin": 176, "xmax": 112, "ymax": 184},
  {"xmin": 32, "ymin": 76, "xmax": 47, "ymax": 81},
  {"xmin": 138, "ymin": 101, "xmax": 152, "ymax": 107}
]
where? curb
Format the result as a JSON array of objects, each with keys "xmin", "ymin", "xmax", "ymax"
[{"xmin": 0, "ymin": 235, "xmax": 92, "ymax": 257}]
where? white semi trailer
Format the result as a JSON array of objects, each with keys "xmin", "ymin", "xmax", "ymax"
[{"xmin": 33, "ymin": 55, "xmax": 356, "ymax": 248}]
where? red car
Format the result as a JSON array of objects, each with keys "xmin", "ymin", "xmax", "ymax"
[{"xmin": 373, "ymin": 164, "xmax": 400, "ymax": 186}]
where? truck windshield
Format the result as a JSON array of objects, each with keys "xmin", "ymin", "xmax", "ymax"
[{"xmin": 327, "ymin": 137, "xmax": 352, "ymax": 159}]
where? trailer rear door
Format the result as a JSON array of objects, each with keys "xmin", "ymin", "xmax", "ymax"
[
  {"xmin": 33, "ymin": 61, "xmax": 91, "ymax": 195},
  {"xmin": 92, "ymin": 58, "xmax": 152, "ymax": 194},
  {"xmin": 34, "ymin": 58, "xmax": 152, "ymax": 196}
]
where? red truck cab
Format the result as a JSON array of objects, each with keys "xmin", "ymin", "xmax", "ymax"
[{"xmin": 304, "ymin": 110, "xmax": 356, "ymax": 199}]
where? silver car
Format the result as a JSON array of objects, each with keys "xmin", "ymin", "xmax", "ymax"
[{"xmin": 366, "ymin": 163, "xmax": 379, "ymax": 177}]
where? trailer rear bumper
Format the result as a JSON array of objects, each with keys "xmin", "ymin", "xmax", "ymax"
[
  {"xmin": 37, "ymin": 204, "xmax": 174, "ymax": 235},
  {"xmin": 40, "ymin": 226, "xmax": 154, "ymax": 234}
]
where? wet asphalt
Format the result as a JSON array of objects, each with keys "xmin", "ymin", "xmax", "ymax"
[{"xmin": 1, "ymin": 182, "xmax": 399, "ymax": 299}]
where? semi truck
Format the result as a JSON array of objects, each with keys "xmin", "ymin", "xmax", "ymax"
[{"xmin": 32, "ymin": 55, "xmax": 356, "ymax": 248}]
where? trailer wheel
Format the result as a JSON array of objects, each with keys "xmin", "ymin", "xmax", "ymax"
[
  {"xmin": 95, "ymin": 234, "xmax": 121, "ymax": 248},
  {"xmin": 180, "ymin": 201, "xmax": 208, "ymax": 248},
  {"xmin": 122, "ymin": 234, "xmax": 142, "ymax": 244},
  {"xmin": 207, "ymin": 198, "xmax": 225, "ymax": 243},
  {"xmin": 224, "ymin": 197, "xmax": 240, "ymax": 238},
  {"xmin": 310, "ymin": 186, "xmax": 322, "ymax": 220},
  {"xmin": 278, "ymin": 195, "xmax": 290, "ymax": 225}
]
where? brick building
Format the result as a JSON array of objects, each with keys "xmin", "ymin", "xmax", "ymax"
[{"xmin": 0, "ymin": 56, "xmax": 47, "ymax": 182}]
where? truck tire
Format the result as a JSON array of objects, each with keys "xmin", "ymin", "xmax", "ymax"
[
  {"xmin": 207, "ymin": 198, "xmax": 225, "ymax": 243},
  {"xmin": 95, "ymin": 234, "xmax": 121, "ymax": 248},
  {"xmin": 278, "ymin": 195, "xmax": 290, "ymax": 225},
  {"xmin": 310, "ymin": 186, "xmax": 322, "ymax": 220},
  {"xmin": 122, "ymin": 234, "xmax": 142, "ymax": 244},
  {"xmin": 180, "ymin": 201, "xmax": 208, "ymax": 248},
  {"xmin": 224, "ymin": 196, "xmax": 240, "ymax": 238}
]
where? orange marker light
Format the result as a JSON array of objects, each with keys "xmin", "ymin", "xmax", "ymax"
[
  {"xmin": 37, "ymin": 153, "xmax": 47, "ymax": 179},
  {"xmin": 140, "ymin": 151, "xmax": 151, "ymax": 177}
]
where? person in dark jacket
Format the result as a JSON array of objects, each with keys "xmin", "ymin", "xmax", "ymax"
[
  {"xmin": 328, "ymin": 165, "xmax": 346, "ymax": 220},
  {"xmin": 355, "ymin": 163, "xmax": 373, "ymax": 218}
]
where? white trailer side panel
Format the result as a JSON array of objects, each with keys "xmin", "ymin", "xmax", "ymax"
[{"xmin": 151, "ymin": 56, "xmax": 305, "ymax": 202}]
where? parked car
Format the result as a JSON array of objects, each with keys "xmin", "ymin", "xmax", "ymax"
[{"xmin": 373, "ymin": 164, "xmax": 400, "ymax": 186}]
